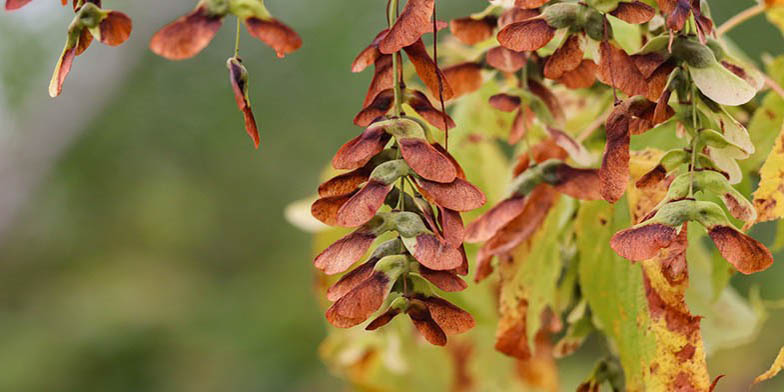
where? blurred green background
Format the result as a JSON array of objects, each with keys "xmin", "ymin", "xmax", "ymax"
[{"xmin": 0, "ymin": 1, "xmax": 783, "ymax": 391}]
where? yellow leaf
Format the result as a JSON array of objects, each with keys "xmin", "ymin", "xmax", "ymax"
[
  {"xmin": 639, "ymin": 227, "xmax": 711, "ymax": 392},
  {"xmin": 751, "ymin": 123, "xmax": 784, "ymax": 223},
  {"xmin": 755, "ymin": 346, "xmax": 784, "ymax": 384},
  {"xmin": 627, "ymin": 149, "xmax": 667, "ymax": 223}
]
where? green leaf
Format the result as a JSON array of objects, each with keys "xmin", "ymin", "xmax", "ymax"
[
  {"xmin": 577, "ymin": 201, "xmax": 656, "ymax": 391},
  {"xmin": 689, "ymin": 60, "xmax": 759, "ymax": 106},
  {"xmin": 685, "ymin": 228, "xmax": 763, "ymax": 354}
]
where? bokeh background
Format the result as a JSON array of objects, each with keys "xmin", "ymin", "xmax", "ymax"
[{"xmin": 0, "ymin": 1, "xmax": 783, "ymax": 391}]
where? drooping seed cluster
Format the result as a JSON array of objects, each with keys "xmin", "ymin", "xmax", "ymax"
[
  {"xmin": 6, "ymin": 0, "xmax": 301, "ymax": 149},
  {"xmin": 311, "ymin": 0, "xmax": 490, "ymax": 346}
]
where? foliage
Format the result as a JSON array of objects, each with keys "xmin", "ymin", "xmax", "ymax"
[{"xmin": 7, "ymin": 0, "xmax": 784, "ymax": 391}]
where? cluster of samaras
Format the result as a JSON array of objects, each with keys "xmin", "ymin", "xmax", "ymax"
[
  {"xmin": 5, "ymin": 0, "xmax": 302, "ymax": 148},
  {"xmin": 312, "ymin": 0, "xmax": 774, "ymax": 355}
]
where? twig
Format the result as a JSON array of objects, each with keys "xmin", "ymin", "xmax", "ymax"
[
  {"xmin": 716, "ymin": 4, "xmax": 766, "ymax": 37},
  {"xmin": 765, "ymin": 74, "xmax": 784, "ymax": 99},
  {"xmin": 576, "ymin": 106, "xmax": 612, "ymax": 143}
]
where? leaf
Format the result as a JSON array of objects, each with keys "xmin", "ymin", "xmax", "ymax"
[
  {"xmin": 685, "ymin": 228, "xmax": 763, "ymax": 354},
  {"xmin": 743, "ymin": 56, "xmax": 784, "ymax": 172},
  {"xmin": 689, "ymin": 60, "xmax": 759, "ymax": 106},
  {"xmin": 577, "ymin": 201, "xmax": 656, "ymax": 391},
  {"xmin": 766, "ymin": 4, "xmax": 784, "ymax": 37},
  {"xmin": 639, "ymin": 226, "xmax": 712, "ymax": 392},
  {"xmin": 754, "ymin": 346, "xmax": 784, "ymax": 384},
  {"xmin": 751, "ymin": 122, "xmax": 784, "ymax": 223},
  {"xmin": 497, "ymin": 197, "xmax": 575, "ymax": 354}
]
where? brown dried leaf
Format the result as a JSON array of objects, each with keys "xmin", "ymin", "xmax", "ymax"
[
  {"xmin": 49, "ymin": 44, "xmax": 77, "ymax": 98},
  {"xmin": 399, "ymin": 138, "xmax": 457, "ymax": 183},
  {"xmin": 610, "ymin": 1, "xmax": 655, "ymax": 24},
  {"xmin": 332, "ymin": 125, "xmax": 391, "ymax": 170},
  {"xmin": 311, "ymin": 192, "xmax": 355, "ymax": 226},
  {"xmin": 411, "ymin": 234, "xmax": 464, "ymax": 270},
  {"xmin": 633, "ymin": 53, "xmax": 671, "ymax": 79},
  {"xmin": 599, "ymin": 100, "xmax": 634, "ymax": 203},
  {"xmin": 351, "ymin": 30, "xmax": 388, "ymax": 73},
  {"xmin": 422, "ymin": 296, "xmax": 475, "ymax": 334},
  {"xmin": 443, "ymin": 62, "xmax": 483, "ymax": 99},
  {"xmin": 529, "ymin": 79, "xmax": 565, "ymax": 124},
  {"xmin": 474, "ymin": 245, "xmax": 496, "ymax": 282},
  {"xmin": 509, "ymin": 108, "xmax": 534, "ymax": 145},
  {"xmin": 227, "ymin": 58, "xmax": 259, "ymax": 148},
  {"xmin": 449, "ymin": 16, "xmax": 496, "ymax": 45},
  {"xmin": 432, "ymin": 143, "xmax": 466, "ymax": 179},
  {"xmin": 363, "ymin": 55, "xmax": 394, "ymax": 107},
  {"xmin": 326, "ymin": 272, "xmax": 390, "ymax": 327},
  {"xmin": 598, "ymin": 42, "xmax": 648, "ymax": 98},
  {"xmin": 558, "ymin": 60, "xmax": 597, "ymax": 89},
  {"xmin": 408, "ymin": 304, "xmax": 448, "ymax": 345},
  {"xmin": 497, "ymin": 18, "xmax": 555, "ymax": 52},
  {"xmin": 5, "ymin": 0, "xmax": 33, "ymax": 10},
  {"xmin": 318, "ymin": 167, "xmax": 371, "ymax": 198},
  {"xmin": 366, "ymin": 308, "xmax": 401, "ymax": 330},
  {"xmin": 98, "ymin": 11, "xmax": 132, "ymax": 46},
  {"xmin": 314, "ymin": 231, "xmax": 376, "ymax": 275},
  {"xmin": 465, "ymin": 196, "xmax": 528, "ymax": 243},
  {"xmin": 327, "ymin": 259, "xmax": 378, "ymax": 301},
  {"xmin": 149, "ymin": 7, "xmax": 222, "ymax": 60},
  {"xmin": 438, "ymin": 206, "xmax": 465, "ymax": 248},
  {"xmin": 544, "ymin": 34, "xmax": 583, "ymax": 80},
  {"xmin": 553, "ymin": 165, "xmax": 603, "ymax": 201},
  {"xmin": 708, "ymin": 226, "xmax": 774, "ymax": 274},
  {"xmin": 403, "ymin": 39, "xmax": 455, "ymax": 100},
  {"xmin": 416, "ymin": 177, "xmax": 486, "ymax": 212},
  {"xmin": 498, "ymin": 8, "xmax": 540, "ymax": 28},
  {"xmin": 406, "ymin": 90, "xmax": 456, "ymax": 131},
  {"xmin": 610, "ymin": 223, "xmax": 679, "ymax": 261},
  {"xmin": 482, "ymin": 186, "xmax": 559, "ymax": 256},
  {"xmin": 379, "ymin": 0, "xmax": 434, "ymax": 54},
  {"xmin": 419, "ymin": 267, "xmax": 468, "ymax": 292},
  {"xmin": 489, "ymin": 93, "xmax": 522, "ymax": 112},
  {"xmin": 75, "ymin": 28, "xmax": 93, "ymax": 56},
  {"xmin": 336, "ymin": 180, "xmax": 393, "ymax": 227},
  {"xmin": 244, "ymin": 17, "xmax": 302, "ymax": 58},
  {"xmin": 486, "ymin": 46, "xmax": 528, "ymax": 73}
]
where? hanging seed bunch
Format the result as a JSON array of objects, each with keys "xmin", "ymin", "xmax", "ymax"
[
  {"xmin": 4, "ymin": 0, "xmax": 134, "ymax": 97},
  {"xmin": 150, "ymin": 0, "xmax": 302, "ymax": 148},
  {"xmin": 311, "ymin": 0, "xmax": 489, "ymax": 346},
  {"xmin": 6, "ymin": 0, "xmax": 300, "ymax": 149}
]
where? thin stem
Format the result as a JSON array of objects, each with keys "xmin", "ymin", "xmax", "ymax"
[
  {"xmin": 689, "ymin": 83, "xmax": 698, "ymax": 197},
  {"xmin": 765, "ymin": 74, "xmax": 784, "ymax": 99},
  {"xmin": 689, "ymin": 138, "xmax": 698, "ymax": 197},
  {"xmin": 397, "ymin": 177, "xmax": 406, "ymax": 210},
  {"xmin": 234, "ymin": 17, "xmax": 241, "ymax": 57},
  {"xmin": 716, "ymin": 4, "xmax": 766, "ymax": 37},
  {"xmin": 388, "ymin": 0, "xmax": 403, "ymax": 117},
  {"xmin": 432, "ymin": 1, "xmax": 449, "ymax": 151},
  {"xmin": 393, "ymin": 53, "xmax": 403, "ymax": 117}
]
